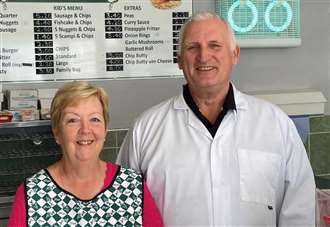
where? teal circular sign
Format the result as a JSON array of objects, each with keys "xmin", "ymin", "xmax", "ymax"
[
  {"xmin": 265, "ymin": 1, "xmax": 293, "ymax": 32},
  {"xmin": 228, "ymin": 0, "xmax": 258, "ymax": 33}
]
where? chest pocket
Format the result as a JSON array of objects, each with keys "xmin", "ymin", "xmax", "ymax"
[{"xmin": 238, "ymin": 149, "xmax": 281, "ymax": 206}]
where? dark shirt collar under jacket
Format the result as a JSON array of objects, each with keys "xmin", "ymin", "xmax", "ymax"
[{"xmin": 183, "ymin": 83, "xmax": 236, "ymax": 137}]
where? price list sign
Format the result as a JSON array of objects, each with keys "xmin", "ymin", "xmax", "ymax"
[
  {"xmin": 106, "ymin": 52, "xmax": 123, "ymax": 72},
  {"xmin": 172, "ymin": 12, "xmax": 189, "ymax": 63},
  {"xmin": 33, "ymin": 13, "xmax": 54, "ymax": 75},
  {"xmin": 0, "ymin": 0, "xmax": 192, "ymax": 82},
  {"xmin": 105, "ymin": 12, "xmax": 122, "ymax": 39}
]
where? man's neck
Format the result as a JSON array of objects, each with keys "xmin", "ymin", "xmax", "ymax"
[{"xmin": 189, "ymin": 84, "xmax": 230, "ymax": 124}]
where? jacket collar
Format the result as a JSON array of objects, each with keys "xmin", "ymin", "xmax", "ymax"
[
  {"xmin": 231, "ymin": 84, "xmax": 248, "ymax": 111},
  {"xmin": 173, "ymin": 83, "xmax": 248, "ymax": 112}
]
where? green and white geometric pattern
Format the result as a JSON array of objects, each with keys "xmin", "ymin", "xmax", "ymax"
[{"xmin": 25, "ymin": 168, "xmax": 143, "ymax": 227}]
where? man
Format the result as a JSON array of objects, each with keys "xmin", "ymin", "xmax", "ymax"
[{"xmin": 117, "ymin": 11, "xmax": 315, "ymax": 226}]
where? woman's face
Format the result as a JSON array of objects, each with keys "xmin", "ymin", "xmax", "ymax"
[{"xmin": 54, "ymin": 96, "xmax": 107, "ymax": 163}]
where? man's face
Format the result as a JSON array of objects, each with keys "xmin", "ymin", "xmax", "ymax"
[{"xmin": 178, "ymin": 18, "xmax": 240, "ymax": 93}]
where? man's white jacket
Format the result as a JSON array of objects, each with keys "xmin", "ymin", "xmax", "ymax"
[{"xmin": 117, "ymin": 85, "xmax": 316, "ymax": 227}]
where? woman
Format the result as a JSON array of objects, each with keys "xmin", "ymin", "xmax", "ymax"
[{"xmin": 8, "ymin": 81, "xmax": 163, "ymax": 226}]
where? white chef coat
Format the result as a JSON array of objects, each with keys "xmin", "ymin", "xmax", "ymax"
[{"xmin": 117, "ymin": 85, "xmax": 315, "ymax": 227}]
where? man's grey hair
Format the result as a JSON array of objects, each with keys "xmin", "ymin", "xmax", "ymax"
[{"xmin": 178, "ymin": 11, "xmax": 237, "ymax": 52}]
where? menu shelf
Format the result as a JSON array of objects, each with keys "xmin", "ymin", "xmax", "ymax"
[{"xmin": 0, "ymin": 120, "xmax": 50, "ymax": 129}]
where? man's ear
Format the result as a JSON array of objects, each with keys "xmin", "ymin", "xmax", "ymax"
[
  {"xmin": 232, "ymin": 45, "xmax": 240, "ymax": 65},
  {"xmin": 177, "ymin": 54, "xmax": 183, "ymax": 69}
]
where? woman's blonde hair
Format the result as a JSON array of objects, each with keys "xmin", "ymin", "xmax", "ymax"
[{"xmin": 50, "ymin": 81, "xmax": 109, "ymax": 133}]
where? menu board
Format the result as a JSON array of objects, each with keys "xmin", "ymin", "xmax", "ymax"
[{"xmin": 0, "ymin": 0, "xmax": 192, "ymax": 82}]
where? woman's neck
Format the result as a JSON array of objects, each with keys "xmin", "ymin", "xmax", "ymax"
[{"xmin": 48, "ymin": 159, "xmax": 107, "ymax": 200}]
